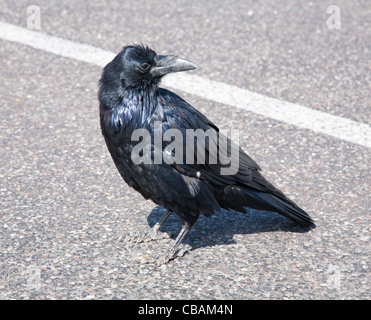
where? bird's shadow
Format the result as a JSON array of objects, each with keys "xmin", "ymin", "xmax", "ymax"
[{"xmin": 147, "ymin": 206, "xmax": 315, "ymax": 251}]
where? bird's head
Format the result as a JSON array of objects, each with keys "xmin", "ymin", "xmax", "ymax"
[{"xmin": 101, "ymin": 44, "xmax": 198, "ymax": 90}]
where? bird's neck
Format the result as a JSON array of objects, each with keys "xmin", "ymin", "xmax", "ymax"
[
  {"xmin": 99, "ymin": 81, "xmax": 160, "ymax": 139},
  {"xmin": 121, "ymin": 84, "xmax": 159, "ymax": 120}
]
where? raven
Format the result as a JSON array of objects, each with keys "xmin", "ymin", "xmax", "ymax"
[{"xmin": 98, "ymin": 44, "xmax": 314, "ymax": 266}]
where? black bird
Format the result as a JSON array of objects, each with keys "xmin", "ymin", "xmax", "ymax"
[{"xmin": 98, "ymin": 44, "xmax": 314, "ymax": 265}]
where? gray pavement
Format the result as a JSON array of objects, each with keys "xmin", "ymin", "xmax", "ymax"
[{"xmin": 0, "ymin": 1, "xmax": 370, "ymax": 299}]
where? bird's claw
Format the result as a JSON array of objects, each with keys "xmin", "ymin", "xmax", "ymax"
[
  {"xmin": 119, "ymin": 230, "xmax": 171, "ymax": 243},
  {"xmin": 137, "ymin": 247, "xmax": 189, "ymax": 266}
]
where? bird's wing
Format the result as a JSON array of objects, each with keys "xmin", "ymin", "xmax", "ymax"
[{"xmin": 155, "ymin": 88, "xmax": 285, "ymax": 197}]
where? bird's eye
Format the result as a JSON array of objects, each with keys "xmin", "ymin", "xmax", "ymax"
[{"xmin": 139, "ymin": 63, "xmax": 150, "ymax": 72}]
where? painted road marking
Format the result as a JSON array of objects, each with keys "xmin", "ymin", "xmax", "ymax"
[{"xmin": 1, "ymin": 21, "xmax": 370, "ymax": 148}]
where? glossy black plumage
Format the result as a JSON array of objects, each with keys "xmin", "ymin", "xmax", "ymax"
[{"xmin": 98, "ymin": 45, "xmax": 314, "ymax": 263}]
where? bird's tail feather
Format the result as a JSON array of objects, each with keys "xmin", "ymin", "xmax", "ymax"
[{"xmin": 245, "ymin": 189, "xmax": 314, "ymax": 227}]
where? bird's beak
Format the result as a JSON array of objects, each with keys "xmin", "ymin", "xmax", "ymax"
[{"xmin": 150, "ymin": 55, "xmax": 198, "ymax": 77}]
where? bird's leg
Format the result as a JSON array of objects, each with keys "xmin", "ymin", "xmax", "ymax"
[
  {"xmin": 156, "ymin": 226, "xmax": 189, "ymax": 266},
  {"xmin": 137, "ymin": 226, "xmax": 190, "ymax": 266},
  {"xmin": 120, "ymin": 210, "xmax": 172, "ymax": 243},
  {"xmin": 152, "ymin": 209, "xmax": 173, "ymax": 233}
]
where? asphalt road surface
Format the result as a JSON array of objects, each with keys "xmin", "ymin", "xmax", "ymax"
[{"xmin": 0, "ymin": 0, "xmax": 370, "ymax": 299}]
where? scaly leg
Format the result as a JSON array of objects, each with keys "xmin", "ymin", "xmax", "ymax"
[
  {"xmin": 152, "ymin": 209, "xmax": 173, "ymax": 233},
  {"xmin": 137, "ymin": 226, "xmax": 190, "ymax": 266}
]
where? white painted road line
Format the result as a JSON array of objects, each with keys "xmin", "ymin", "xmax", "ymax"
[
  {"xmin": 0, "ymin": 21, "xmax": 114, "ymax": 67},
  {"xmin": 163, "ymin": 73, "xmax": 371, "ymax": 148},
  {"xmin": 1, "ymin": 21, "xmax": 370, "ymax": 148}
]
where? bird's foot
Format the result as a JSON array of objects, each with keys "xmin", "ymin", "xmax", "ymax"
[
  {"xmin": 119, "ymin": 230, "xmax": 171, "ymax": 244},
  {"xmin": 137, "ymin": 246, "xmax": 189, "ymax": 267}
]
